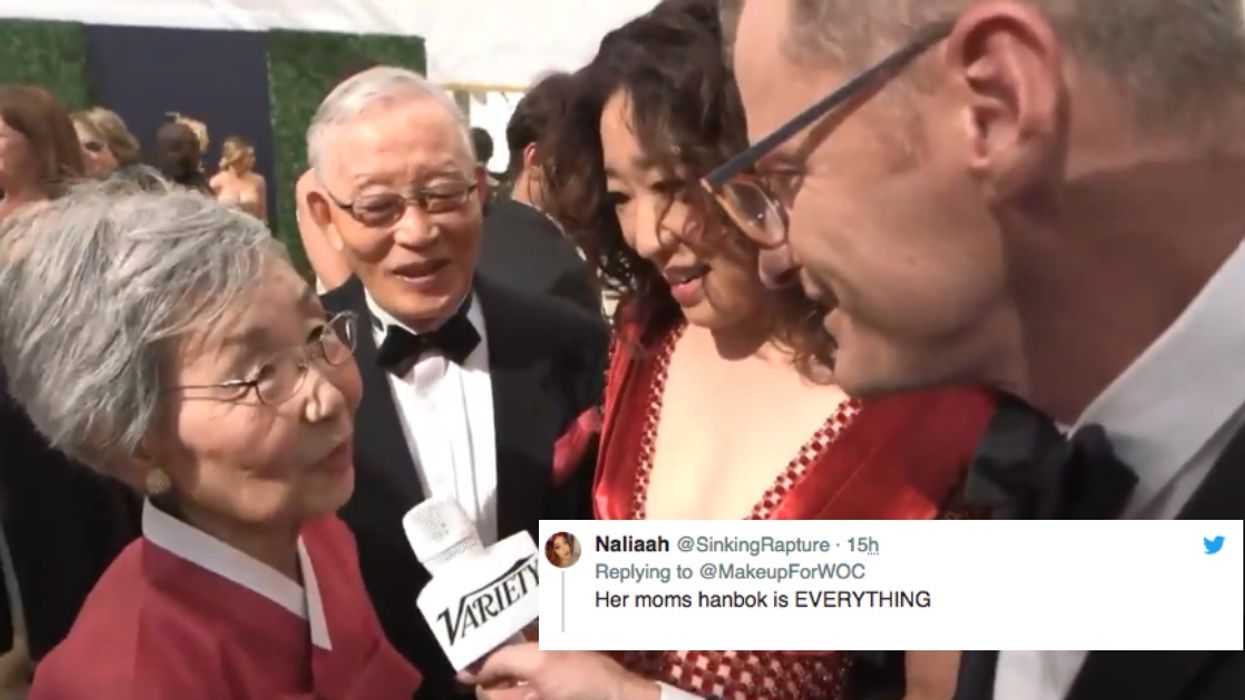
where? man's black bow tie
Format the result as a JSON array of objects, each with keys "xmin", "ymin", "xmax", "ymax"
[
  {"xmin": 963, "ymin": 393, "xmax": 1139, "ymax": 519},
  {"xmin": 374, "ymin": 300, "xmax": 480, "ymax": 376}
]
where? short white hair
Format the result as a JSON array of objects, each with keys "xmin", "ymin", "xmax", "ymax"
[
  {"xmin": 0, "ymin": 170, "xmax": 285, "ymax": 472},
  {"xmin": 306, "ymin": 66, "xmax": 473, "ymax": 172}
]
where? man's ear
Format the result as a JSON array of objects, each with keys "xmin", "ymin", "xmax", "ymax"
[
  {"xmin": 306, "ymin": 188, "xmax": 346, "ymax": 252},
  {"xmin": 522, "ymin": 142, "xmax": 539, "ymax": 171},
  {"xmin": 474, "ymin": 165, "xmax": 490, "ymax": 205},
  {"xmin": 945, "ymin": 0, "xmax": 1063, "ymax": 200}
]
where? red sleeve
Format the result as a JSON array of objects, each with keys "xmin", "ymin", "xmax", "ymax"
[
  {"xmin": 303, "ymin": 516, "xmax": 424, "ymax": 698},
  {"xmin": 553, "ymin": 407, "xmax": 603, "ymax": 486},
  {"xmin": 28, "ymin": 620, "xmax": 230, "ymax": 700},
  {"xmin": 553, "ymin": 304, "xmax": 650, "ymax": 489}
]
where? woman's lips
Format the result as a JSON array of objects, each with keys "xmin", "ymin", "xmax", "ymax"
[
  {"xmin": 665, "ymin": 265, "xmax": 709, "ymax": 307},
  {"xmin": 316, "ymin": 440, "xmax": 353, "ymax": 474},
  {"xmin": 670, "ymin": 274, "xmax": 706, "ymax": 306}
]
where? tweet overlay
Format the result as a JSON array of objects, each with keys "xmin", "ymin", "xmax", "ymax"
[{"xmin": 537, "ymin": 519, "xmax": 1243, "ymax": 651}]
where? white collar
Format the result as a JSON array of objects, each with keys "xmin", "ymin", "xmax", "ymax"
[
  {"xmin": 1076, "ymin": 236, "xmax": 1245, "ymax": 509},
  {"xmin": 365, "ymin": 288, "xmax": 485, "ymax": 342},
  {"xmin": 142, "ymin": 501, "xmax": 331, "ymax": 650}
]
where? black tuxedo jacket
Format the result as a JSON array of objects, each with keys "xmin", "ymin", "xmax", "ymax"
[
  {"xmin": 478, "ymin": 199, "xmax": 601, "ymax": 316},
  {"xmin": 321, "ymin": 275, "xmax": 606, "ymax": 699},
  {"xmin": 950, "ymin": 420, "xmax": 1245, "ymax": 700}
]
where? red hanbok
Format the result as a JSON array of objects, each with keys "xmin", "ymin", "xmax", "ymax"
[{"xmin": 29, "ymin": 503, "xmax": 421, "ymax": 700}]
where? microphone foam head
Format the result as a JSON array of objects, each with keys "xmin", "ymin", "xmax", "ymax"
[{"xmin": 403, "ymin": 497, "xmax": 484, "ymax": 572}]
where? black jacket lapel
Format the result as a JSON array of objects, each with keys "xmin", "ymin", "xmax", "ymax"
[
  {"xmin": 475, "ymin": 277, "xmax": 553, "ymax": 540},
  {"xmin": 953, "ymin": 651, "xmax": 999, "ymax": 700},
  {"xmin": 321, "ymin": 277, "xmax": 424, "ymax": 507},
  {"xmin": 1177, "ymin": 418, "xmax": 1245, "ymax": 520},
  {"xmin": 1067, "ymin": 653, "xmax": 1219, "ymax": 700},
  {"xmin": 1066, "ymin": 420, "xmax": 1245, "ymax": 700}
]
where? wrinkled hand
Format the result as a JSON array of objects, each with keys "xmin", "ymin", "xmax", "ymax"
[{"xmin": 460, "ymin": 644, "xmax": 659, "ymax": 700}]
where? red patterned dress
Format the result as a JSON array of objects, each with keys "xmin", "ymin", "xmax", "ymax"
[{"xmin": 594, "ymin": 313, "xmax": 994, "ymax": 700}]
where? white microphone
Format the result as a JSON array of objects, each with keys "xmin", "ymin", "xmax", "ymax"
[{"xmin": 404, "ymin": 497, "xmax": 539, "ymax": 671}]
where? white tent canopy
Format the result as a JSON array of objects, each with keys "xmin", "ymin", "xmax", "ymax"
[{"xmin": 0, "ymin": 0, "xmax": 658, "ymax": 89}]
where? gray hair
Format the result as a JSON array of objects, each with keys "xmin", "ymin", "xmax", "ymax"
[
  {"xmin": 0, "ymin": 170, "xmax": 286, "ymax": 472},
  {"xmin": 306, "ymin": 66, "xmax": 473, "ymax": 173},
  {"xmin": 752, "ymin": 0, "xmax": 1245, "ymax": 127}
]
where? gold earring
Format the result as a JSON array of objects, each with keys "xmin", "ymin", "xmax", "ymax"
[{"xmin": 144, "ymin": 468, "xmax": 171, "ymax": 497}]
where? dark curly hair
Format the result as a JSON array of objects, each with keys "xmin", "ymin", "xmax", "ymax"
[{"xmin": 544, "ymin": 0, "xmax": 832, "ymax": 379}]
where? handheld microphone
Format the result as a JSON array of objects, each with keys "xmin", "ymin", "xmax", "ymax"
[{"xmin": 405, "ymin": 497, "xmax": 539, "ymax": 671}]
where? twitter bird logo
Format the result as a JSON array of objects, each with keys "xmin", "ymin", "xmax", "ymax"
[{"xmin": 1204, "ymin": 536, "xmax": 1225, "ymax": 555}]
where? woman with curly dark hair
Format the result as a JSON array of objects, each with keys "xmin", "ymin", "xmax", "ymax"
[{"xmin": 466, "ymin": 2, "xmax": 995, "ymax": 699}]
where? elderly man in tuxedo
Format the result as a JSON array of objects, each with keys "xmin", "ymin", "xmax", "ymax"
[
  {"xmin": 304, "ymin": 67, "xmax": 607, "ymax": 698},
  {"xmin": 718, "ymin": 1, "xmax": 1245, "ymax": 699}
]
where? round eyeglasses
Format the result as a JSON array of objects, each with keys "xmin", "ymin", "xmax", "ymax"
[
  {"xmin": 323, "ymin": 181, "xmax": 479, "ymax": 229},
  {"xmin": 701, "ymin": 19, "xmax": 955, "ymax": 251},
  {"xmin": 703, "ymin": 173, "xmax": 790, "ymax": 249},
  {"xmin": 173, "ymin": 311, "xmax": 359, "ymax": 405}
]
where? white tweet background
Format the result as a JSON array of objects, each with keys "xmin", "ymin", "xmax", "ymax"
[{"xmin": 538, "ymin": 519, "xmax": 1244, "ymax": 651}]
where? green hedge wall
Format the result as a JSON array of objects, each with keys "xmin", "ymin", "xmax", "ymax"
[
  {"xmin": 1, "ymin": 21, "xmax": 426, "ymax": 279},
  {"xmin": 266, "ymin": 31, "xmax": 427, "ymax": 277},
  {"xmin": 0, "ymin": 20, "xmax": 89, "ymax": 108}
]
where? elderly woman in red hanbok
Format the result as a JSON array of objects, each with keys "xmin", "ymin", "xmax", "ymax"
[{"xmin": 0, "ymin": 174, "xmax": 422, "ymax": 700}]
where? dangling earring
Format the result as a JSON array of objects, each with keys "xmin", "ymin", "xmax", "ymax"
[{"xmin": 144, "ymin": 468, "xmax": 171, "ymax": 498}]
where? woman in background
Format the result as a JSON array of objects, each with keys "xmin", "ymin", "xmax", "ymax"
[
  {"xmin": 467, "ymin": 2, "xmax": 992, "ymax": 699},
  {"xmin": 77, "ymin": 107, "xmax": 141, "ymax": 166},
  {"xmin": 212, "ymin": 135, "xmax": 267, "ymax": 223},
  {"xmin": 70, "ymin": 114, "xmax": 118, "ymax": 179},
  {"xmin": 0, "ymin": 175, "xmax": 421, "ymax": 699},
  {"xmin": 72, "ymin": 107, "xmax": 141, "ymax": 178},
  {"xmin": 1, "ymin": 86, "xmax": 129, "ymax": 692},
  {"xmin": 171, "ymin": 112, "xmax": 210, "ymax": 158},
  {"xmin": 0, "ymin": 85, "xmax": 83, "ymax": 220}
]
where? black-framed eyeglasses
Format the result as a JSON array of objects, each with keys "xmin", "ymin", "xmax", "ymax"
[
  {"xmin": 702, "ymin": 19, "xmax": 954, "ymax": 248},
  {"xmin": 322, "ymin": 178, "xmax": 479, "ymax": 228},
  {"xmin": 172, "ymin": 311, "xmax": 359, "ymax": 405}
]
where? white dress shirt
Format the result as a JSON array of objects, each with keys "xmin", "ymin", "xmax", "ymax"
[
  {"xmin": 994, "ymin": 237, "xmax": 1245, "ymax": 700},
  {"xmin": 142, "ymin": 500, "xmax": 332, "ymax": 650},
  {"xmin": 366, "ymin": 293, "xmax": 499, "ymax": 546}
]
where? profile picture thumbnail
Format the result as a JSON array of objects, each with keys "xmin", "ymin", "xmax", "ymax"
[{"xmin": 545, "ymin": 531, "xmax": 581, "ymax": 568}]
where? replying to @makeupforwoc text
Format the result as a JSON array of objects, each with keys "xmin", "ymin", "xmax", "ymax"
[{"xmin": 537, "ymin": 519, "xmax": 1244, "ymax": 652}]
